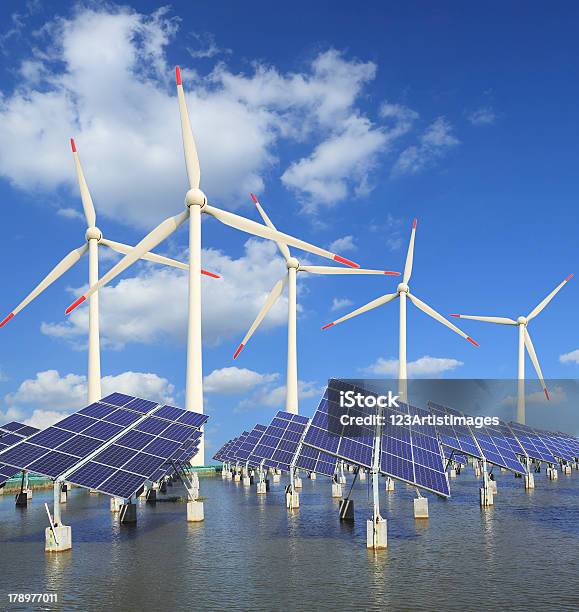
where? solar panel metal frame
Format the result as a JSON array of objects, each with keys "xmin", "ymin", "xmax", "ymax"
[{"xmin": 507, "ymin": 422, "xmax": 558, "ymax": 464}]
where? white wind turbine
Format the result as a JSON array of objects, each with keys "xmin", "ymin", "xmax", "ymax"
[
  {"xmin": 450, "ymin": 273, "xmax": 573, "ymax": 423},
  {"xmin": 321, "ymin": 219, "xmax": 479, "ymax": 400},
  {"xmin": 233, "ymin": 193, "xmax": 400, "ymax": 414},
  {"xmin": 65, "ymin": 66, "xmax": 358, "ymax": 463},
  {"xmin": 0, "ymin": 139, "xmax": 213, "ymax": 404}
]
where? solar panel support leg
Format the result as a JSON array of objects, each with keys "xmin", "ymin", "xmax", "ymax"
[
  {"xmin": 524, "ymin": 473, "xmax": 535, "ymax": 489},
  {"xmin": 359, "ymin": 469, "xmax": 366, "ymax": 481},
  {"xmin": 308, "ymin": 471, "xmax": 316, "ymax": 480},
  {"xmin": 385, "ymin": 477, "xmax": 395, "ymax": 492}
]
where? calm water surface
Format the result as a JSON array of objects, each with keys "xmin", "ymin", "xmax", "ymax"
[{"xmin": 0, "ymin": 468, "xmax": 578, "ymax": 611}]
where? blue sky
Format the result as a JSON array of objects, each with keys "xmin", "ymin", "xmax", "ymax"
[{"xmin": 0, "ymin": 1, "xmax": 577, "ymax": 451}]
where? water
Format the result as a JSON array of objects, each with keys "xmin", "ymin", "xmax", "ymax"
[{"xmin": 1, "ymin": 469, "xmax": 578, "ymax": 611}]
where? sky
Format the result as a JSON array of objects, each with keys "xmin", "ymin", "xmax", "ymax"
[{"xmin": 0, "ymin": 1, "xmax": 577, "ymax": 454}]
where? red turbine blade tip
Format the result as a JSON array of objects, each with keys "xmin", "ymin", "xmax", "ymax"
[
  {"xmin": 321, "ymin": 322, "xmax": 334, "ymax": 330},
  {"xmin": 70, "ymin": 138, "xmax": 76, "ymax": 152},
  {"xmin": 384, "ymin": 271, "xmax": 400, "ymax": 276},
  {"xmin": 544, "ymin": 388, "xmax": 550, "ymax": 401},
  {"xmin": 450, "ymin": 313, "xmax": 461, "ymax": 318},
  {"xmin": 233, "ymin": 344, "xmax": 244, "ymax": 359},
  {"xmin": 65, "ymin": 295, "xmax": 86, "ymax": 315},
  {"xmin": 333, "ymin": 255, "xmax": 359, "ymax": 269},
  {"xmin": 250, "ymin": 193, "xmax": 258, "ymax": 204},
  {"xmin": 175, "ymin": 66, "xmax": 182, "ymax": 85},
  {"xmin": 467, "ymin": 336, "xmax": 479, "ymax": 347},
  {"xmin": 565, "ymin": 273, "xmax": 574, "ymax": 282},
  {"xmin": 0, "ymin": 313, "xmax": 14, "ymax": 327},
  {"xmin": 201, "ymin": 269, "xmax": 220, "ymax": 279},
  {"xmin": 413, "ymin": 218, "xmax": 417, "ymax": 229}
]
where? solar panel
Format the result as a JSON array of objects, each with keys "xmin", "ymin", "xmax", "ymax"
[
  {"xmin": 236, "ymin": 424, "xmax": 267, "ymax": 462},
  {"xmin": 213, "ymin": 439, "xmax": 234, "ymax": 462},
  {"xmin": 507, "ymin": 422, "xmax": 558, "ymax": 464},
  {"xmin": 302, "ymin": 380, "xmax": 376, "ymax": 470},
  {"xmin": 471, "ymin": 423, "xmax": 526, "ymax": 475},
  {"xmin": 0, "ymin": 423, "xmax": 41, "ymax": 487},
  {"xmin": 67, "ymin": 405, "xmax": 207, "ymax": 498},
  {"xmin": 520, "ymin": 426, "xmax": 575, "ymax": 462},
  {"xmin": 381, "ymin": 402, "xmax": 450, "ymax": 497},
  {"xmin": 443, "ymin": 447, "xmax": 467, "ymax": 465},
  {"xmin": 219, "ymin": 439, "xmax": 238, "ymax": 463},
  {"xmin": 228, "ymin": 431, "xmax": 250, "ymax": 463},
  {"xmin": 555, "ymin": 432, "xmax": 579, "ymax": 458},
  {"xmin": 294, "ymin": 445, "xmax": 338, "ymax": 477},
  {"xmin": 427, "ymin": 402, "xmax": 483, "ymax": 459},
  {"xmin": 249, "ymin": 411, "xmax": 309, "ymax": 471}
]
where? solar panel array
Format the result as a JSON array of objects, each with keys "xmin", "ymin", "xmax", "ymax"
[
  {"xmin": 303, "ymin": 380, "xmax": 376, "ymax": 470},
  {"xmin": 214, "ymin": 438, "xmax": 237, "ymax": 463},
  {"xmin": 380, "ymin": 402, "xmax": 450, "ymax": 497},
  {"xmin": 67, "ymin": 403, "xmax": 208, "ymax": 498},
  {"xmin": 524, "ymin": 427, "xmax": 575, "ymax": 462},
  {"xmin": 228, "ymin": 431, "xmax": 250, "ymax": 463},
  {"xmin": 427, "ymin": 402, "xmax": 482, "ymax": 459},
  {"xmin": 249, "ymin": 411, "xmax": 309, "ymax": 471},
  {"xmin": 508, "ymin": 422, "xmax": 558, "ymax": 464},
  {"xmin": 236, "ymin": 424, "xmax": 267, "ymax": 463}
]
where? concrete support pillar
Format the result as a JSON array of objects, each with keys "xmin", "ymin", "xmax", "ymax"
[
  {"xmin": 146, "ymin": 489, "xmax": 157, "ymax": 503},
  {"xmin": 45, "ymin": 525, "xmax": 72, "ymax": 552},
  {"xmin": 414, "ymin": 497, "xmax": 429, "ymax": 519},
  {"xmin": 242, "ymin": 475, "xmax": 251, "ymax": 486},
  {"xmin": 366, "ymin": 517, "xmax": 387, "ymax": 549},
  {"xmin": 233, "ymin": 472, "xmax": 241, "ymax": 482},
  {"xmin": 359, "ymin": 469, "xmax": 366, "ymax": 481},
  {"xmin": 187, "ymin": 500, "xmax": 204, "ymax": 522},
  {"xmin": 525, "ymin": 473, "xmax": 535, "ymax": 489},
  {"xmin": 110, "ymin": 497, "xmax": 123, "ymax": 513},
  {"xmin": 489, "ymin": 480, "xmax": 498, "ymax": 495},
  {"xmin": 286, "ymin": 490, "xmax": 299, "ymax": 509},
  {"xmin": 256, "ymin": 481, "xmax": 267, "ymax": 495},
  {"xmin": 308, "ymin": 471, "xmax": 316, "ymax": 480},
  {"xmin": 449, "ymin": 468, "xmax": 457, "ymax": 479},
  {"xmin": 294, "ymin": 476, "xmax": 302, "ymax": 489},
  {"xmin": 272, "ymin": 473, "xmax": 281, "ymax": 483},
  {"xmin": 59, "ymin": 489, "xmax": 67, "ymax": 504},
  {"xmin": 479, "ymin": 486, "xmax": 494, "ymax": 507},
  {"xmin": 547, "ymin": 467, "xmax": 558, "ymax": 480},
  {"xmin": 339, "ymin": 499, "xmax": 354, "ymax": 521},
  {"xmin": 385, "ymin": 477, "xmax": 395, "ymax": 492},
  {"xmin": 332, "ymin": 482, "xmax": 343, "ymax": 498},
  {"xmin": 120, "ymin": 503, "xmax": 137, "ymax": 524}
]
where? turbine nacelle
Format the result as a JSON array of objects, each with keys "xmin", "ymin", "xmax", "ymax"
[
  {"xmin": 517, "ymin": 316, "xmax": 528, "ymax": 325},
  {"xmin": 185, "ymin": 188, "xmax": 207, "ymax": 208},
  {"xmin": 287, "ymin": 257, "xmax": 300, "ymax": 270},
  {"xmin": 397, "ymin": 282, "xmax": 410, "ymax": 294},
  {"xmin": 85, "ymin": 227, "xmax": 102, "ymax": 242}
]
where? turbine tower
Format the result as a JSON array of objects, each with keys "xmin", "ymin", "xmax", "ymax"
[
  {"xmin": 322, "ymin": 220, "xmax": 478, "ymax": 400},
  {"xmin": 0, "ymin": 139, "xmax": 206, "ymax": 403},
  {"xmin": 65, "ymin": 66, "xmax": 358, "ymax": 463},
  {"xmin": 450, "ymin": 273, "xmax": 573, "ymax": 423},
  {"xmin": 233, "ymin": 193, "xmax": 400, "ymax": 414}
]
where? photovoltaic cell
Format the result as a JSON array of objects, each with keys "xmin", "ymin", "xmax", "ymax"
[
  {"xmin": 519, "ymin": 426, "xmax": 574, "ymax": 462},
  {"xmin": 294, "ymin": 445, "xmax": 338, "ymax": 477},
  {"xmin": 471, "ymin": 424, "xmax": 526, "ymax": 475},
  {"xmin": 0, "ymin": 422, "xmax": 42, "ymax": 486},
  {"xmin": 236, "ymin": 425, "xmax": 267, "ymax": 462},
  {"xmin": 228, "ymin": 432, "xmax": 250, "ymax": 463},
  {"xmin": 443, "ymin": 447, "xmax": 467, "ymax": 465},
  {"xmin": 249, "ymin": 412, "xmax": 309, "ymax": 471}
]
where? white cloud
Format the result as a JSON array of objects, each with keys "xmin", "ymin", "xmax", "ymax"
[
  {"xmin": 0, "ymin": 7, "xmax": 406, "ymax": 227},
  {"xmin": 57, "ymin": 207, "xmax": 84, "ymax": 221},
  {"xmin": 331, "ymin": 297, "xmax": 353, "ymax": 311},
  {"xmin": 362, "ymin": 355, "xmax": 464, "ymax": 377},
  {"xmin": 328, "ymin": 235, "xmax": 356, "ymax": 252},
  {"xmin": 501, "ymin": 385, "xmax": 566, "ymax": 407},
  {"xmin": 187, "ymin": 32, "xmax": 230, "ymax": 59},
  {"xmin": 2, "ymin": 369, "xmax": 176, "ymax": 429},
  {"xmin": 41, "ymin": 238, "xmax": 288, "ymax": 349},
  {"xmin": 204, "ymin": 367, "xmax": 278, "ymax": 395},
  {"xmin": 240, "ymin": 380, "xmax": 321, "ymax": 409},
  {"xmin": 467, "ymin": 107, "xmax": 496, "ymax": 126},
  {"xmin": 560, "ymin": 349, "xmax": 579, "ymax": 365},
  {"xmin": 393, "ymin": 117, "xmax": 459, "ymax": 176}
]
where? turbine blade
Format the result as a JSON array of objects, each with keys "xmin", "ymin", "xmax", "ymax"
[
  {"xmin": 1, "ymin": 244, "xmax": 88, "ymax": 326},
  {"xmin": 233, "ymin": 275, "xmax": 288, "ymax": 358},
  {"xmin": 65, "ymin": 210, "xmax": 190, "ymax": 313},
  {"xmin": 70, "ymin": 138, "xmax": 96, "ymax": 227},
  {"xmin": 408, "ymin": 293, "xmax": 479, "ymax": 346},
  {"xmin": 204, "ymin": 204, "xmax": 359, "ymax": 267},
  {"xmin": 403, "ymin": 218, "xmax": 417, "ymax": 284},
  {"xmin": 524, "ymin": 328, "xmax": 549, "ymax": 400},
  {"xmin": 250, "ymin": 193, "xmax": 290, "ymax": 262},
  {"xmin": 449, "ymin": 314, "xmax": 517, "ymax": 325},
  {"xmin": 321, "ymin": 293, "xmax": 398, "ymax": 329},
  {"xmin": 527, "ymin": 274, "xmax": 573, "ymax": 321},
  {"xmin": 100, "ymin": 238, "xmax": 219, "ymax": 278},
  {"xmin": 175, "ymin": 66, "xmax": 201, "ymax": 189},
  {"xmin": 300, "ymin": 266, "xmax": 399, "ymax": 276}
]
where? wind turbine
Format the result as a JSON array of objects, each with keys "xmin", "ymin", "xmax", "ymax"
[
  {"xmin": 65, "ymin": 66, "xmax": 358, "ymax": 463},
  {"xmin": 450, "ymin": 273, "xmax": 573, "ymax": 423},
  {"xmin": 233, "ymin": 193, "xmax": 400, "ymax": 414},
  {"xmin": 0, "ymin": 139, "xmax": 216, "ymax": 404},
  {"xmin": 321, "ymin": 220, "xmax": 478, "ymax": 400}
]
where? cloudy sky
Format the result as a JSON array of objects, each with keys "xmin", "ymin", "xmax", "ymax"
[{"xmin": 0, "ymin": 2, "xmax": 577, "ymax": 450}]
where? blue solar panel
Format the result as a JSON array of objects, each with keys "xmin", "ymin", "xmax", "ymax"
[
  {"xmin": 1, "ymin": 422, "xmax": 40, "ymax": 437},
  {"xmin": 78, "ymin": 403, "xmax": 118, "ymax": 420},
  {"xmin": 116, "ymin": 430, "xmax": 156, "ymax": 450},
  {"xmin": 0, "ymin": 423, "xmax": 41, "ymax": 486},
  {"xmin": 213, "ymin": 439, "xmax": 234, "ymax": 462},
  {"xmin": 125, "ymin": 398, "xmax": 159, "ymax": 413},
  {"xmin": 508, "ymin": 422, "xmax": 558, "ymax": 464},
  {"xmin": 302, "ymin": 380, "xmax": 375, "ymax": 470},
  {"xmin": 97, "ymin": 470, "xmax": 146, "ymax": 498},
  {"xmin": 249, "ymin": 413, "xmax": 309, "ymax": 471},
  {"xmin": 443, "ymin": 447, "xmax": 467, "ymax": 465},
  {"xmin": 64, "ymin": 462, "xmax": 116, "ymax": 488},
  {"xmin": 381, "ymin": 402, "xmax": 450, "ymax": 497},
  {"xmin": 93, "ymin": 445, "xmax": 137, "ymax": 468},
  {"xmin": 100, "ymin": 392, "xmax": 135, "ymax": 407},
  {"xmin": 472, "ymin": 425, "xmax": 526, "ymax": 475},
  {"xmin": 428, "ymin": 402, "xmax": 483, "ymax": 459},
  {"xmin": 27, "ymin": 451, "xmax": 81, "ymax": 477},
  {"xmin": 295, "ymin": 445, "xmax": 338, "ymax": 477},
  {"xmin": 236, "ymin": 425, "xmax": 267, "ymax": 462},
  {"xmin": 519, "ymin": 426, "xmax": 574, "ymax": 462}
]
